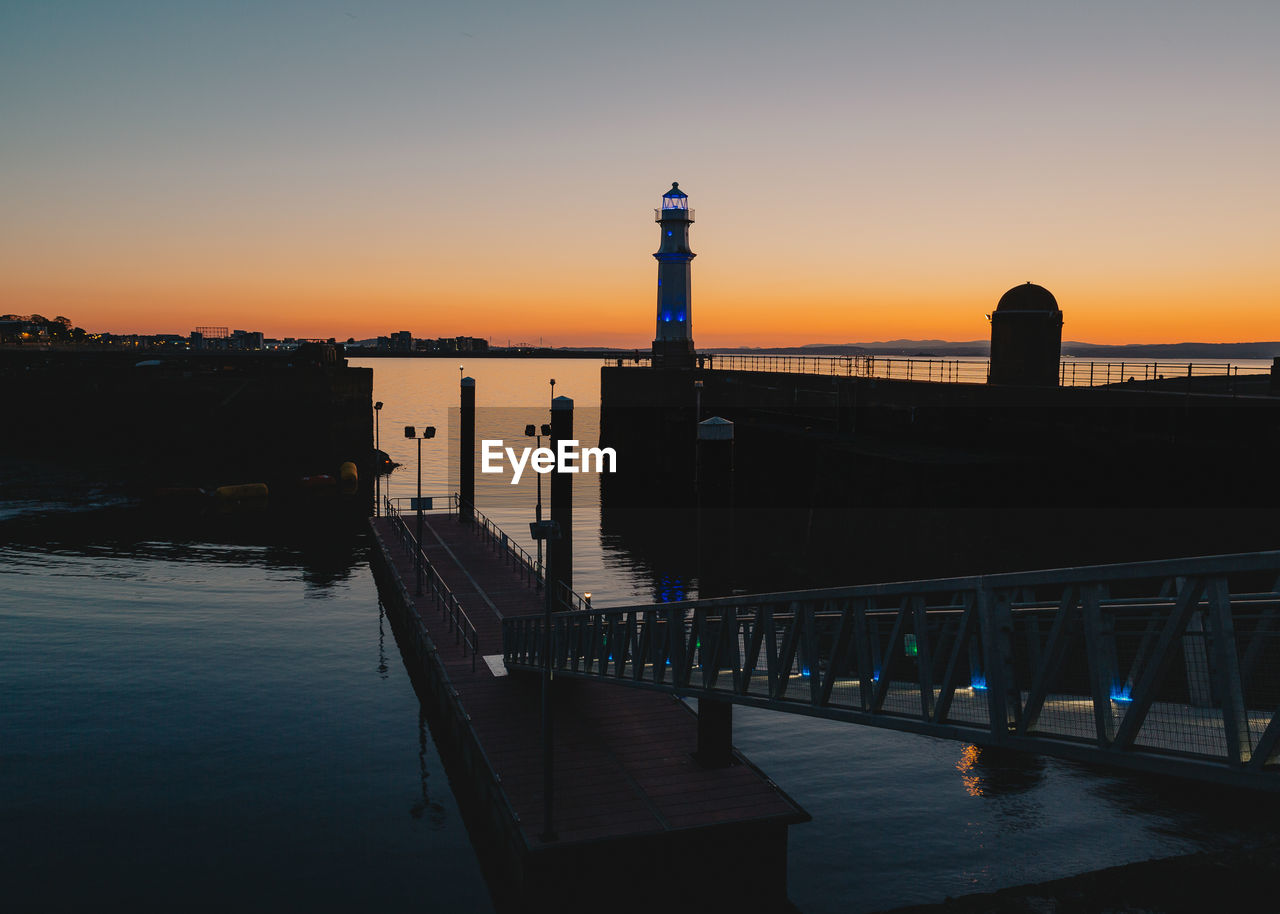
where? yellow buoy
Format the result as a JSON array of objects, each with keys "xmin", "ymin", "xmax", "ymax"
[{"xmin": 214, "ymin": 483, "xmax": 269, "ymax": 500}]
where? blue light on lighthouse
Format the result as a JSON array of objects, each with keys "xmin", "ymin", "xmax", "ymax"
[{"xmin": 651, "ymin": 182, "xmax": 696, "ymax": 368}]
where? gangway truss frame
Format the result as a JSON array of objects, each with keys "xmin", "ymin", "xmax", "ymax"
[{"xmin": 504, "ymin": 550, "xmax": 1280, "ymax": 791}]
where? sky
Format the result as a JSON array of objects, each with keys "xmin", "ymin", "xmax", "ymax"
[{"xmin": 2, "ymin": 1, "xmax": 1277, "ymax": 347}]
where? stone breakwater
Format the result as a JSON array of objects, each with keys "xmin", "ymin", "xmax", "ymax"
[{"xmin": 3, "ymin": 349, "xmax": 371, "ymax": 491}]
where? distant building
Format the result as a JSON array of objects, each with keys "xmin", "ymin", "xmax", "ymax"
[{"xmin": 230, "ymin": 329, "xmax": 265, "ymax": 350}]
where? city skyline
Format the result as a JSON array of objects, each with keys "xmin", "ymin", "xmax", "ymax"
[{"xmin": 3, "ymin": 2, "xmax": 1277, "ymax": 347}]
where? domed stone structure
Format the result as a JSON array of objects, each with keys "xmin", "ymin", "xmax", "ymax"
[
  {"xmin": 988, "ymin": 282, "xmax": 1063, "ymax": 386},
  {"xmin": 996, "ymin": 282, "xmax": 1059, "ymax": 312}
]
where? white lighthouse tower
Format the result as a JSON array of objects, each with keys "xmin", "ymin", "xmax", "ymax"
[{"xmin": 651, "ymin": 182, "xmax": 696, "ymax": 368}]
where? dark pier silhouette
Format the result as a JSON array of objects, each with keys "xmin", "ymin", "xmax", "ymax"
[{"xmin": 368, "ymin": 497, "xmax": 806, "ymax": 912}]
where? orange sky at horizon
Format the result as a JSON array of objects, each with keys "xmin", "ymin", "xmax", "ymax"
[
  {"xmin": 10, "ymin": 259, "xmax": 1277, "ymax": 347},
  {"xmin": 4, "ymin": 3, "xmax": 1277, "ymax": 348}
]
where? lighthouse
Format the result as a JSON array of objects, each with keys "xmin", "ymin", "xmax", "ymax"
[{"xmin": 651, "ymin": 182, "xmax": 696, "ymax": 368}]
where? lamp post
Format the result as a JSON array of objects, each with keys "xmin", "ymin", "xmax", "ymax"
[
  {"xmin": 529, "ymin": 516, "xmax": 561, "ymax": 842},
  {"xmin": 374, "ymin": 401, "xmax": 383, "ymax": 514},
  {"xmin": 404, "ymin": 424, "xmax": 436, "ymax": 594},
  {"xmin": 524, "ymin": 421, "xmax": 552, "ymax": 588}
]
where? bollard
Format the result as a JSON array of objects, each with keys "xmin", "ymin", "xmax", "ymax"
[
  {"xmin": 695, "ymin": 699, "xmax": 734, "ymax": 769},
  {"xmin": 550, "ymin": 395, "xmax": 574, "ymax": 600},
  {"xmin": 695, "ymin": 416, "xmax": 734, "ymax": 508},
  {"xmin": 460, "ymin": 376, "xmax": 475, "ymax": 523}
]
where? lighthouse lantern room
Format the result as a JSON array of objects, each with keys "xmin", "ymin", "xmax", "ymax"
[{"xmin": 651, "ymin": 182, "xmax": 696, "ymax": 368}]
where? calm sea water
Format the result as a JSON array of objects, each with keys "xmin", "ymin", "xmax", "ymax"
[
  {"xmin": 0, "ymin": 512, "xmax": 493, "ymax": 912},
  {"xmin": 3, "ymin": 356, "xmax": 1276, "ymax": 913}
]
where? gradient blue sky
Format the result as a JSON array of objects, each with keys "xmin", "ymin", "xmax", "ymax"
[{"xmin": 2, "ymin": 1, "xmax": 1277, "ymax": 345}]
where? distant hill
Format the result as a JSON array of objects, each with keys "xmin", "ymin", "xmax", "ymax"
[{"xmin": 706, "ymin": 341, "xmax": 1280, "ymax": 360}]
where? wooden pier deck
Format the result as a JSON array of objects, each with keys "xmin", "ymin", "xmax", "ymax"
[{"xmin": 368, "ymin": 509, "xmax": 807, "ymax": 909}]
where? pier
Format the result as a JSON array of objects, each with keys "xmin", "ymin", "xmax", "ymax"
[
  {"xmin": 368, "ymin": 496, "xmax": 807, "ymax": 911},
  {"xmin": 599, "ymin": 355, "xmax": 1280, "ymax": 513}
]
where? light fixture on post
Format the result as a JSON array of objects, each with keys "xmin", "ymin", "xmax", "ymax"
[
  {"xmin": 529, "ymin": 516, "xmax": 561, "ymax": 842},
  {"xmin": 404, "ymin": 424, "xmax": 437, "ymax": 595},
  {"xmin": 373, "ymin": 401, "xmax": 383, "ymax": 513},
  {"xmin": 524, "ymin": 421, "xmax": 553, "ymax": 589}
]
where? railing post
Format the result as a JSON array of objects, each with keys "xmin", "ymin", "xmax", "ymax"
[
  {"xmin": 1205, "ymin": 576, "xmax": 1251, "ymax": 764},
  {"xmin": 1081, "ymin": 583, "xmax": 1119, "ymax": 746},
  {"xmin": 977, "ymin": 582, "xmax": 1019, "ymax": 742}
]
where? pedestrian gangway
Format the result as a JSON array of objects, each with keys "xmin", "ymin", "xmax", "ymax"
[{"xmin": 503, "ymin": 550, "xmax": 1280, "ymax": 790}]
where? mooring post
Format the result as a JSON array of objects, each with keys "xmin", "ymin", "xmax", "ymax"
[
  {"xmin": 550, "ymin": 395, "xmax": 574, "ymax": 600},
  {"xmin": 696, "ymin": 700, "xmax": 733, "ymax": 768},
  {"xmin": 541, "ymin": 540, "xmax": 557, "ymax": 842},
  {"xmin": 460, "ymin": 376, "xmax": 475, "ymax": 523},
  {"xmin": 695, "ymin": 416, "xmax": 734, "ymax": 504},
  {"xmin": 695, "ymin": 415, "xmax": 735, "ymax": 768}
]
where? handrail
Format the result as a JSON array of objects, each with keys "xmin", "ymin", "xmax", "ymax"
[
  {"xmin": 697, "ymin": 353, "xmax": 975, "ymax": 383},
  {"xmin": 383, "ymin": 493, "xmax": 458, "ymax": 513},
  {"xmin": 384, "ymin": 491, "xmax": 591, "ymax": 613},
  {"xmin": 539, "ymin": 549, "xmax": 1280, "ymax": 618},
  {"xmin": 459, "ymin": 496, "xmax": 591, "ymax": 612},
  {"xmin": 606, "ymin": 352, "xmax": 1260, "ymax": 392},
  {"xmin": 384, "ymin": 497, "xmax": 480, "ymax": 670},
  {"xmin": 503, "ymin": 549, "xmax": 1280, "ymax": 790}
]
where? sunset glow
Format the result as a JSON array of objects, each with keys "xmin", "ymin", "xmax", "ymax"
[{"xmin": 3, "ymin": 2, "xmax": 1277, "ymax": 346}]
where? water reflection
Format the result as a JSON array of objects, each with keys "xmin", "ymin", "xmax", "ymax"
[
  {"xmin": 1069, "ymin": 760, "xmax": 1280, "ymax": 849},
  {"xmin": 0, "ymin": 503, "xmax": 368, "ymax": 589},
  {"xmin": 378, "ymin": 599, "xmax": 390, "ymax": 680},
  {"xmin": 412, "ymin": 711, "xmax": 446, "ymax": 828},
  {"xmin": 0, "ymin": 504, "xmax": 491, "ymax": 912},
  {"xmin": 955, "ymin": 744, "xmax": 1046, "ymax": 797}
]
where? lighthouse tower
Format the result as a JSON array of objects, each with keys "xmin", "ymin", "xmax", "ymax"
[{"xmin": 652, "ymin": 182, "xmax": 696, "ymax": 368}]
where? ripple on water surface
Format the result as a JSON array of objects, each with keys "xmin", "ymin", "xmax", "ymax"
[{"xmin": 0, "ymin": 531, "xmax": 493, "ymax": 912}]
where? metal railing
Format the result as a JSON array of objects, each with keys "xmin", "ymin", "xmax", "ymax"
[
  {"xmin": 383, "ymin": 493, "xmax": 458, "ymax": 514},
  {"xmin": 605, "ymin": 352, "xmax": 1260, "ymax": 392},
  {"xmin": 504, "ymin": 550, "xmax": 1280, "ymax": 790},
  {"xmin": 461, "ymin": 497, "xmax": 591, "ymax": 613},
  {"xmin": 384, "ymin": 496, "xmax": 480, "ymax": 670},
  {"xmin": 698, "ymin": 353, "xmax": 976, "ymax": 382},
  {"xmin": 1058, "ymin": 359, "xmax": 1243, "ymax": 393}
]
